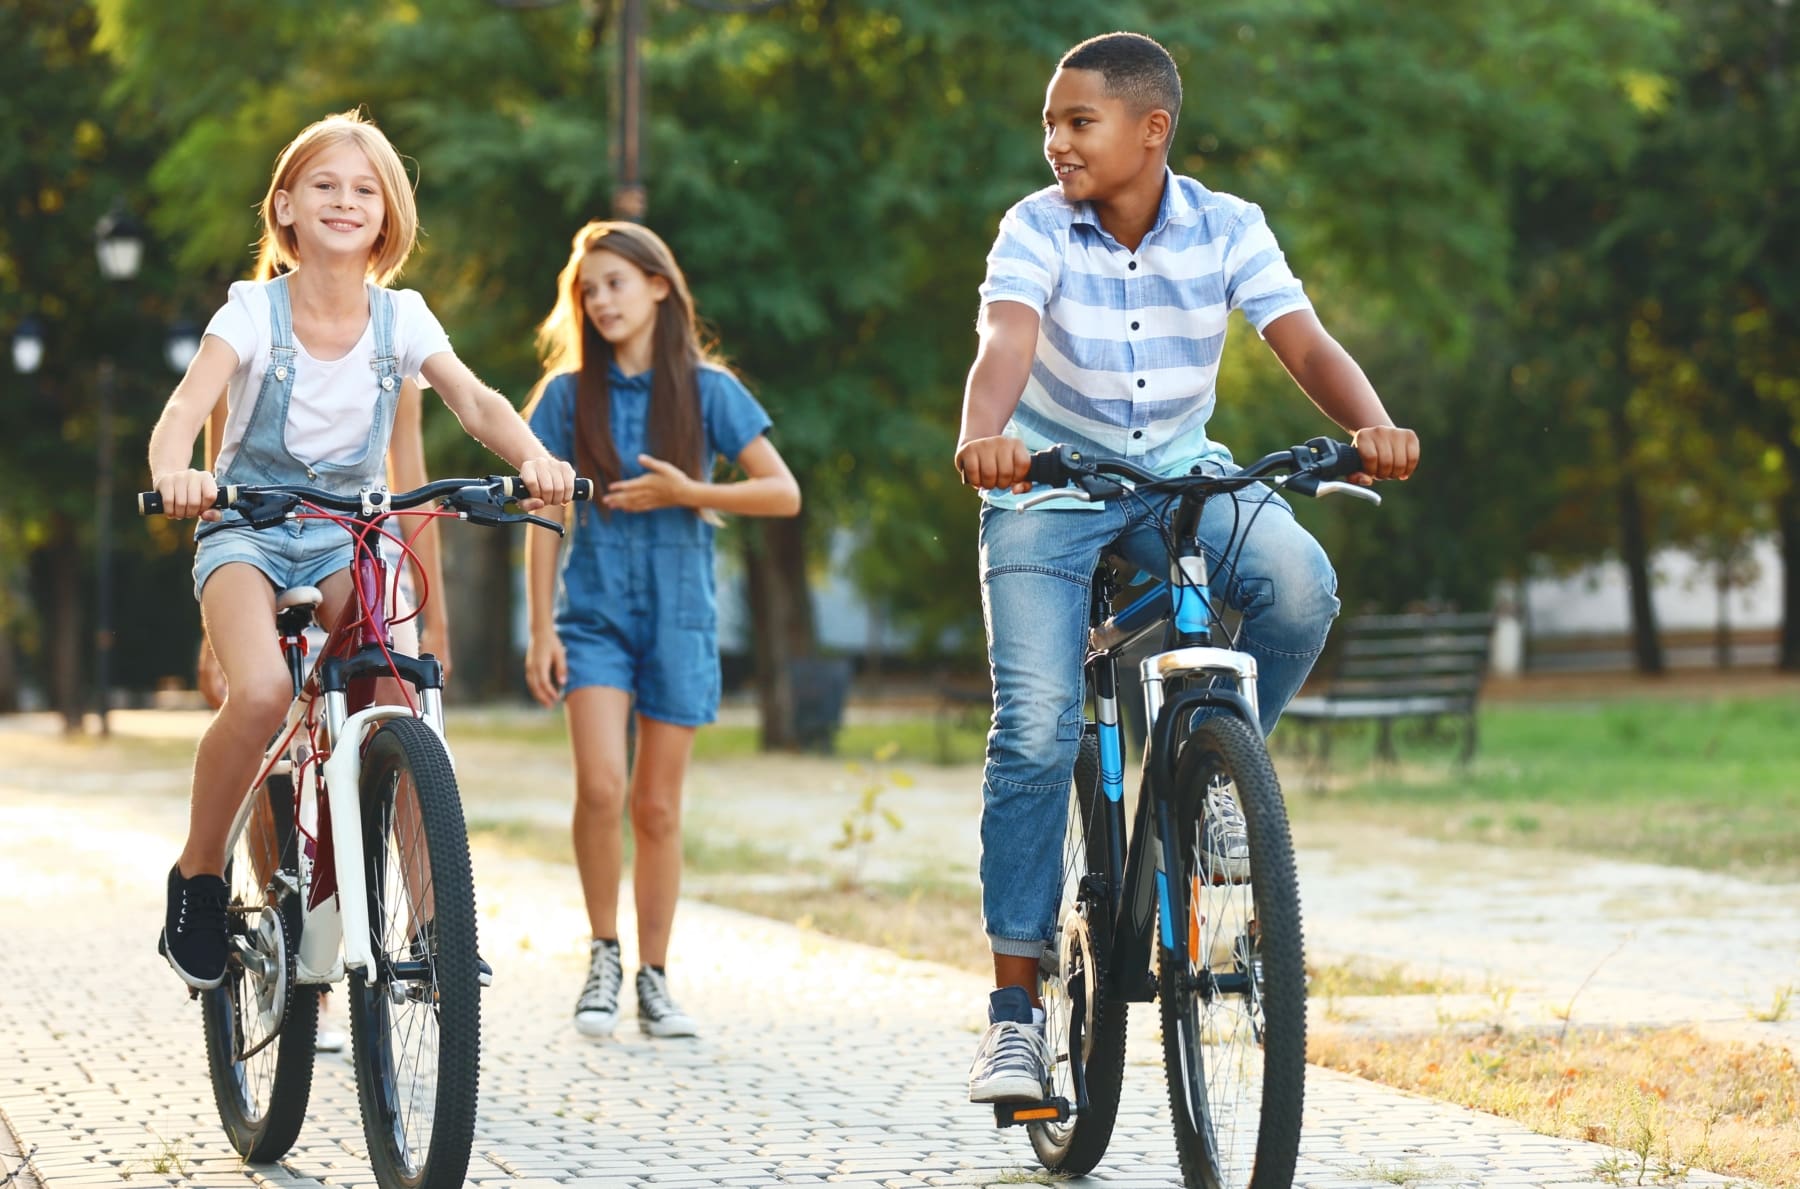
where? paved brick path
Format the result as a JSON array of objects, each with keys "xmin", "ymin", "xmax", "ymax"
[{"xmin": 0, "ymin": 732, "xmax": 1760, "ymax": 1188}]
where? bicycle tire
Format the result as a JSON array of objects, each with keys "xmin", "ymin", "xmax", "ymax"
[
  {"xmin": 1160, "ymin": 713, "xmax": 1305, "ymax": 1189},
  {"xmin": 201, "ymin": 773, "xmax": 319, "ymax": 1161},
  {"xmin": 1030, "ymin": 725, "xmax": 1129, "ymax": 1175},
  {"xmin": 348, "ymin": 717, "xmax": 480, "ymax": 1189}
]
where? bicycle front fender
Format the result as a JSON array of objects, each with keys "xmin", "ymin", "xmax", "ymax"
[{"xmin": 319, "ymin": 706, "xmax": 421, "ymax": 977}]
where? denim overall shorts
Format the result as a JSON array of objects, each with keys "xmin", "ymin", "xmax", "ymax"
[{"xmin": 192, "ymin": 276, "xmax": 403, "ymax": 601}]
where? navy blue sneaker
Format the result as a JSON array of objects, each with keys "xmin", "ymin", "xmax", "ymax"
[
  {"xmin": 968, "ymin": 985, "xmax": 1049, "ymax": 1103},
  {"xmin": 158, "ymin": 865, "xmax": 229, "ymax": 990}
]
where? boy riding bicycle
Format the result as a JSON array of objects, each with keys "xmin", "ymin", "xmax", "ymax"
[{"xmin": 955, "ymin": 32, "xmax": 1419, "ymax": 1103}]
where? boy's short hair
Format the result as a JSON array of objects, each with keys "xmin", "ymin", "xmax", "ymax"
[{"xmin": 1059, "ymin": 32, "xmax": 1183, "ymax": 137}]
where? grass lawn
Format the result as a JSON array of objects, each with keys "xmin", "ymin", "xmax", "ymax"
[{"xmin": 1278, "ymin": 692, "xmax": 1800, "ymax": 880}]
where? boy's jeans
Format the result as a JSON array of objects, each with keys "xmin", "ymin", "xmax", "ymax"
[{"xmin": 977, "ymin": 474, "xmax": 1339, "ymax": 958}]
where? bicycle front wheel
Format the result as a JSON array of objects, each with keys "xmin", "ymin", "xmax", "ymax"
[
  {"xmin": 201, "ymin": 773, "xmax": 319, "ymax": 1161},
  {"xmin": 1031, "ymin": 724, "xmax": 1128, "ymax": 1175},
  {"xmin": 1160, "ymin": 713, "xmax": 1306, "ymax": 1189},
  {"xmin": 348, "ymin": 717, "xmax": 480, "ymax": 1188}
]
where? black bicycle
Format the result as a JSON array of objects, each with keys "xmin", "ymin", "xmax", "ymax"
[{"xmin": 994, "ymin": 438, "xmax": 1379, "ymax": 1189}]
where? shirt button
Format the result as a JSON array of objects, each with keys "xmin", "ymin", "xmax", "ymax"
[
  {"xmin": 1128, "ymin": 260, "xmax": 1138, "ymax": 271},
  {"xmin": 1137, "ymin": 378, "xmax": 1146, "ymax": 388},
  {"xmin": 1133, "ymin": 430, "xmax": 1144, "ymax": 439},
  {"xmin": 1131, "ymin": 321, "xmax": 1140, "ymax": 331}
]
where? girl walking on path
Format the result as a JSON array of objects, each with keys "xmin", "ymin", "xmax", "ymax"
[
  {"xmin": 146, "ymin": 109, "xmax": 574, "ymax": 991},
  {"xmin": 522, "ymin": 221, "xmax": 800, "ymax": 1039}
]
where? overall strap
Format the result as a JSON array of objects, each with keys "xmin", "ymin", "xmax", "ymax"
[
  {"xmin": 368, "ymin": 284, "xmax": 399, "ymax": 375},
  {"xmin": 266, "ymin": 273, "xmax": 297, "ymax": 357}
]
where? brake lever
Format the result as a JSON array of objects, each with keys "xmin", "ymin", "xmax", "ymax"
[
  {"xmin": 1016, "ymin": 487, "xmax": 1093, "ymax": 510},
  {"xmin": 237, "ymin": 491, "xmax": 302, "ymax": 529},
  {"xmin": 1315, "ymin": 480, "xmax": 1382, "ymax": 505}
]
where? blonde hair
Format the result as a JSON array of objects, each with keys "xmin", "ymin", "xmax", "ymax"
[
  {"xmin": 526, "ymin": 221, "xmax": 718, "ymax": 490},
  {"xmin": 253, "ymin": 110, "xmax": 419, "ymax": 285}
]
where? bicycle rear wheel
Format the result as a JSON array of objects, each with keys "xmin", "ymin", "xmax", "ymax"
[
  {"xmin": 1160, "ymin": 713, "xmax": 1305, "ymax": 1189},
  {"xmin": 1030, "ymin": 724, "xmax": 1128, "ymax": 1175},
  {"xmin": 348, "ymin": 717, "xmax": 480, "ymax": 1189},
  {"xmin": 201, "ymin": 773, "xmax": 319, "ymax": 1161}
]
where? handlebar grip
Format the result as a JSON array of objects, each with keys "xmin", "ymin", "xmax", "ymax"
[
  {"xmin": 136, "ymin": 485, "xmax": 241, "ymax": 517},
  {"xmin": 1306, "ymin": 437, "xmax": 1366, "ymax": 480},
  {"xmin": 1025, "ymin": 448, "xmax": 1071, "ymax": 488},
  {"xmin": 496, "ymin": 476, "xmax": 596, "ymax": 501}
]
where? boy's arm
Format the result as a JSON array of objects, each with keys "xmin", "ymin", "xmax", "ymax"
[
  {"xmin": 417, "ymin": 351, "xmax": 575, "ymax": 505},
  {"xmin": 1262, "ymin": 311, "xmax": 1419, "ymax": 483},
  {"xmin": 954, "ymin": 301, "xmax": 1039, "ymax": 492}
]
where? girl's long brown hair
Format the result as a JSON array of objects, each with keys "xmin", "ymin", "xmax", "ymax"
[{"xmin": 525, "ymin": 221, "xmax": 713, "ymax": 491}]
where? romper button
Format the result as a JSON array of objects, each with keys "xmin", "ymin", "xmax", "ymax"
[
  {"xmin": 275, "ymin": 366, "xmax": 289, "ymax": 381},
  {"xmin": 381, "ymin": 376, "xmax": 395, "ymax": 391}
]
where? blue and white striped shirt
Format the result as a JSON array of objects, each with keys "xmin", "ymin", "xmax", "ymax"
[{"xmin": 977, "ymin": 169, "xmax": 1311, "ymax": 507}]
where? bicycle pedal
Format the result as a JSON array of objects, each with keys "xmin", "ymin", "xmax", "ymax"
[{"xmin": 993, "ymin": 1098, "xmax": 1070, "ymax": 1127}]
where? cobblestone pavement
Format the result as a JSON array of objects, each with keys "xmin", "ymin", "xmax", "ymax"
[{"xmin": 0, "ymin": 718, "xmax": 1763, "ymax": 1188}]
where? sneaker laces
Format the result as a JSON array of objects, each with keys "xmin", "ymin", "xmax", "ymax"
[
  {"xmin": 578, "ymin": 947, "xmax": 622, "ymax": 1013},
  {"xmin": 636, "ymin": 970, "xmax": 684, "ymax": 1019},
  {"xmin": 1206, "ymin": 784, "xmax": 1248, "ymax": 851},
  {"xmin": 178, "ymin": 882, "xmax": 229, "ymax": 937},
  {"xmin": 981, "ymin": 1020, "xmax": 1048, "ymax": 1072}
]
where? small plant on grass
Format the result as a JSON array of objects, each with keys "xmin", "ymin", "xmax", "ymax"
[
  {"xmin": 833, "ymin": 742, "xmax": 908, "ymax": 888},
  {"xmin": 1749, "ymin": 983, "xmax": 1793, "ymax": 1024}
]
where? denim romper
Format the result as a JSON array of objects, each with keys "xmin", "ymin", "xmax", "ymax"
[
  {"xmin": 192, "ymin": 276, "xmax": 403, "ymax": 600},
  {"xmin": 530, "ymin": 365, "xmax": 772, "ymax": 727}
]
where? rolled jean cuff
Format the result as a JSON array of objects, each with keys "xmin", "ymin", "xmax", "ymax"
[{"xmin": 988, "ymin": 934, "xmax": 1049, "ymax": 960}]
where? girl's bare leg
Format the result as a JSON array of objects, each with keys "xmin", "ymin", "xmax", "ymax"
[
  {"xmin": 565, "ymin": 686, "xmax": 633, "ymax": 940},
  {"xmin": 628, "ymin": 714, "xmax": 698, "ymax": 969},
  {"xmin": 184, "ymin": 566, "xmax": 351, "ymax": 877}
]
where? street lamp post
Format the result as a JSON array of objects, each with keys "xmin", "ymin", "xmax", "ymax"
[
  {"xmin": 493, "ymin": 0, "xmax": 781, "ymax": 220},
  {"xmin": 93, "ymin": 204, "xmax": 146, "ymax": 737}
]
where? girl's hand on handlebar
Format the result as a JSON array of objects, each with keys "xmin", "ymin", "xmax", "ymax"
[
  {"xmin": 154, "ymin": 468, "xmax": 222, "ymax": 521},
  {"xmin": 518, "ymin": 456, "xmax": 577, "ymax": 512},
  {"xmin": 955, "ymin": 436, "xmax": 1032, "ymax": 493},
  {"xmin": 1349, "ymin": 426, "xmax": 1420, "ymax": 485},
  {"xmin": 524, "ymin": 630, "xmax": 567, "ymax": 708}
]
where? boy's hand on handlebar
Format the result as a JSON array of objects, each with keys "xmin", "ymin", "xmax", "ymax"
[
  {"xmin": 955, "ymin": 436, "xmax": 1032, "ymax": 493},
  {"xmin": 154, "ymin": 469, "xmax": 222, "ymax": 521},
  {"xmin": 1349, "ymin": 426, "xmax": 1420, "ymax": 485},
  {"xmin": 518, "ymin": 456, "xmax": 577, "ymax": 511}
]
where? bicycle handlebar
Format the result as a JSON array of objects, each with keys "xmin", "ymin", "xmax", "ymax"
[
  {"xmin": 136, "ymin": 475, "xmax": 595, "ymax": 518},
  {"xmin": 1024, "ymin": 436, "xmax": 1365, "ymax": 491}
]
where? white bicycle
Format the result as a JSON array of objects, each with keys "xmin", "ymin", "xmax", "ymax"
[{"xmin": 139, "ymin": 474, "xmax": 587, "ymax": 1188}]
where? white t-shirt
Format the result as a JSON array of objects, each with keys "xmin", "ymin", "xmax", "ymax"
[{"xmin": 203, "ymin": 277, "xmax": 452, "ymax": 472}]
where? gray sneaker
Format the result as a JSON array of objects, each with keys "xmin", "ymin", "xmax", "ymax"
[
  {"xmin": 636, "ymin": 968, "xmax": 698, "ymax": 1038},
  {"xmin": 968, "ymin": 987, "xmax": 1050, "ymax": 1103},
  {"xmin": 1203, "ymin": 781, "xmax": 1251, "ymax": 885},
  {"xmin": 573, "ymin": 939, "xmax": 623, "ymax": 1038}
]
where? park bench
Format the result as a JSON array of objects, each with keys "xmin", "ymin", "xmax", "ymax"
[{"xmin": 1284, "ymin": 610, "xmax": 1494, "ymax": 765}]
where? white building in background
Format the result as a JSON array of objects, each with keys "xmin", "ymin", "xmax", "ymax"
[{"xmin": 1513, "ymin": 536, "xmax": 1784, "ymax": 671}]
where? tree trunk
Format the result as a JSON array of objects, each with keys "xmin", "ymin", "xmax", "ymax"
[
  {"xmin": 743, "ymin": 510, "xmax": 815, "ymax": 750},
  {"xmin": 1779, "ymin": 439, "xmax": 1800, "ymax": 672},
  {"xmin": 1609, "ymin": 401, "xmax": 1663, "ymax": 675},
  {"xmin": 445, "ymin": 524, "xmax": 518, "ymax": 701},
  {"xmin": 32, "ymin": 517, "xmax": 85, "ymax": 731}
]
